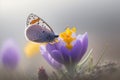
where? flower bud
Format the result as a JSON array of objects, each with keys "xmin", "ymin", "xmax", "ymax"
[{"xmin": 38, "ymin": 67, "xmax": 48, "ymax": 80}]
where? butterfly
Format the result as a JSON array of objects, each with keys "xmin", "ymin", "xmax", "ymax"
[{"xmin": 25, "ymin": 13, "xmax": 59, "ymax": 43}]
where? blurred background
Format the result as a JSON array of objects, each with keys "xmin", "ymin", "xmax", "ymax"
[{"xmin": 0, "ymin": 0, "xmax": 120, "ymax": 79}]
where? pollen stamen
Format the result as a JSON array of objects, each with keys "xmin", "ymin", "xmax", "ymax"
[{"xmin": 59, "ymin": 27, "xmax": 76, "ymax": 49}]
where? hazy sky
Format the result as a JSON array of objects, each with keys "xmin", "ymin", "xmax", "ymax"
[{"xmin": 0, "ymin": 0, "xmax": 120, "ymax": 73}]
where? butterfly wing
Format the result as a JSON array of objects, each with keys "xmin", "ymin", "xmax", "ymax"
[
  {"xmin": 26, "ymin": 13, "xmax": 54, "ymax": 33},
  {"xmin": 25, "ymin": 24, "xmax": 52, "ymax": 43},
  {"xmin": 25, "ymin": 13, "xmax": 58, "ymax": 43},
  {"xmin": 26, "ymin": 13, "xmax": 40, "ymax": 26}
]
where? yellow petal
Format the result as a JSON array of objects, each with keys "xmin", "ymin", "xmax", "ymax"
[{"xmin": 24, "ymin": 41, "xmax": 40, "ymax": 58}]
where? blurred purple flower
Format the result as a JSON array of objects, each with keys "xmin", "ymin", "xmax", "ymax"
[
  {"xmin": 40, "ymin": 27, "xmax": 88, "ymax": 69},
  {"xmin": 0, "ymin": 39, "xmax": 20, "ymax": 69}
]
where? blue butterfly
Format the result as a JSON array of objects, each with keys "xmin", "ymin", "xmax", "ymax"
[{"xmin": 25, "ymin": 13, "xmax": 59, "ymax": 43}]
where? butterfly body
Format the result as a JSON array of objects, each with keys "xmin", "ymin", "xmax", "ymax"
[{"xmin": 25, "ymin": 13, "xmax": 58, "ymax": 43}]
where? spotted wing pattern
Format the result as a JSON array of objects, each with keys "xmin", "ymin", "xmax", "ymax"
[{"xmin": 26, "ymin": 13, "xmax": 54, "ymax": 32}]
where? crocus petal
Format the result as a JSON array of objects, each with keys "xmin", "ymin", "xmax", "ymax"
[
  {"xmin": 50, "ymin": 50, "xmax": 64, "ymax": 64},
  {"xmin": 46, "ymin": 39, "xmax": 65, "ymax": 52},
  {"xmin": 60, "ymin": 46, "xmax": 71, "ymax": 64},
  {"xmin": 46, "ymin": 43, "xmax": 57, "ymax": 53},
  {"xmin": 77, "ymin": 32, "xmax": 88, "ymax": 61},
  {"xmin": 0, "ymin": 39, "xmax": 20, "ymax": 69},
  {"xmin": 40, "ymin": 46, "xmax": 62, "ymax": 69},
  {"xmin": 70, "ymin": 40, "xmax": 82, "ymax": 63},
  {"xmin": 56, "ymin": 38, "xmax": 66, "ymax": 50},
  {"xmin": 42, "ymin": 52, "xmax": 62, "ymax": 69},
  {"xmin": 77, "ymin": 34, "xmax": 82, "ymax": 40},
  {"xmin": 81, "ymin": 32, "xmax": 88, "ymax": 56}
]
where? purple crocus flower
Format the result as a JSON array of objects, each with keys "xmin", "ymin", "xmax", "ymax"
[
  {"xmin": 40, "ymin": 27, "xmax": 88, "ymax": 69},
  {"xmin": 0, "ymin": 39, "xmax": 20, "ymax": 69}
]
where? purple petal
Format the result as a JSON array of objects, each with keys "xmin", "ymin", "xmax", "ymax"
[
  {"xmin": 81, "ymin": 32, "xmax": 88, "ymax": 56},
  {"xmin": 46, "ymin": 39, "xmax": 65, "ymax": 53},
  {"xmin": 50, "ymin": 50, "xmax": 64, "ymax": 64},
  {"xmin": 60, "ymin": 46, "xmax": 71, "ymax": 64},
  {"xmin": 40, "ymin": 46, "xmax": 62, "ymax": 69},
  {"xmin": 77, "ymin": 32, "xmax": 88, "ymax": 62},
  {"xmin": 57, "ymin": 38, "xmax": 66, "ymax": 50},
  {"xmin": 46, "ymin": 43, "xmax": 57, "ymax": 53},
  {"xmin": 70, "ymin": 40, "xmax": 82, "ymax": 63},
  {"xmin": 0, "ymin": 39, "xmax": 20, "ymax": 69}
]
